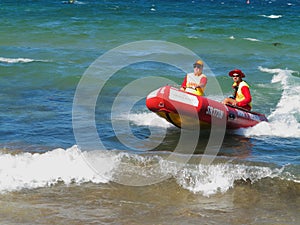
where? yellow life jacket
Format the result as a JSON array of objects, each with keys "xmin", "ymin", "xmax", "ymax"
[
  {"xmin": 233, "ymin": 81, "xmax": 252, "ymax": 108},
  {"xmin": 185, "ymin": 73, "xmax": 207, "ymax": 96}
]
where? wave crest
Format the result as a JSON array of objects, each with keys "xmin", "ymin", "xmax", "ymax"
[
  {"xmin": 240, "ymin": 67, "xmax": 300, "ymax": 138},
  {"xmin": 1, "ymin": 146, "xmax": 295, "ymax": 196},
  {"xmin": 0, "ymin": 57, "xmax": 49, "ymax": 64}
]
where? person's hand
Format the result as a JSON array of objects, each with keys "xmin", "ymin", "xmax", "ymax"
[{"xmin": 232, "ymin": 100, "xmax": 238, "ymax": 106}]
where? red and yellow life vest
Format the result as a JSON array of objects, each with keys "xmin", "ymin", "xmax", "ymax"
[
  {"xmin": 185, "ymin": 73, "xmax": 207, "ymax": 96},
  {"xmin": 233, "ymin": 81, "xmax": 252, "ymax": 108}
]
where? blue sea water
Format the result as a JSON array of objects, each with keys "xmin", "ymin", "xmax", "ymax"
[{"xmin": 0, "ymin": 0, "xmax": 299, "ymax": 224}]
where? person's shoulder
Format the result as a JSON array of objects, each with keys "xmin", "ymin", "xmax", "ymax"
[{"xmin": 241, "ymin": 80, "xmax": 250, "ymax": 86}]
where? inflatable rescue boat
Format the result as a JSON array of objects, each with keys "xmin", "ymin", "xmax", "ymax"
[{"xmin": 146, "ymin": 85, "xmax": 268, "ymax": 129}]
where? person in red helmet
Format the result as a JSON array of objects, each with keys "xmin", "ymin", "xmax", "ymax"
[
  {"xmin": 180, "ymin": 60, "xmax": 207, "ymax": 96},
  {"xmin": 222, "ymin": 69, "xmax": 252, "ymax": 111}
]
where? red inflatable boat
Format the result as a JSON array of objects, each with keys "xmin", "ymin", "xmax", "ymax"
[{"xmin": 146, "ymin": 85, "xmax": 268, "ymax": 129}]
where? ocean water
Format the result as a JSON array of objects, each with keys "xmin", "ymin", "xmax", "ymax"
[{"xmin": 0, "ymin": 0, "xmax": 300, "ymax": 224}]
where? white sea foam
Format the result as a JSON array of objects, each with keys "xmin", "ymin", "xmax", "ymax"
[
  {"xmin": 150, "ymin": 5, "xmax": 156, "ymax": 11},
  {"xmin": 0, "ymin": 146, "xmax": 117, "ymax": 193},
  {"xmin": 0, "ymin": 145, "xmax": 292, "ymax": 196},
  {"xmin": 188, "ymin": 35, "xmax": 199, "ymax": 39},
  {"xmin": 111, "ymin": 112, "xmax": 172, "ymax": 151},
  {"xmin": 243, "ymin": 38, "xmax": 262, "ymax": 42},
  {"xmin": 260, "ymin": 15, "xmax": 282, "ymax": 19},
  {"xmin": 0, "ymin": 57, "xmax": 49, "ymax": 64},
  {"xmin": 127, "ymin": 112, "xmax": 172, "ymax": 128},
  {"xmin": 62, "ymin": 0, "xmax": 85, "ymax": 4},
  {"xmin": 240, "ymin": 67, "xmax": 300, "ymax": 138},
  {"xmin": 173, "ymin": 162, "xmax": 278, "ymax": 196}
]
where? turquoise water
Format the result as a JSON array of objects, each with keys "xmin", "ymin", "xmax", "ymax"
[{"xmin": 0, "ymin": 0, "xmax": 299, "ymax": 224}]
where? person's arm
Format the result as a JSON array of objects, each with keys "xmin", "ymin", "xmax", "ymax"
[
  {"xmin": 236, "ymin": 86, "xmax": 251, "ymax": 107},
  {"xmin": 180, "ymin": 76, "xmax": 187, "ymax": 89},
  {"xmin": 195, "ymin": 76, "xmax": 207, "ymax": 96},
  {"xmin": 196, "ymin": 76, "xmax": 207, "ymax": 88}
]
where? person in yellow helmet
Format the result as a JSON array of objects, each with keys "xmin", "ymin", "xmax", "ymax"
[
  {"xmin": 180, "ymin": 60, "xmax": 207, "ymax": 96},
  {"xmin": 222, "ymin": 69, "xmax": 252, "ymax": 111}
]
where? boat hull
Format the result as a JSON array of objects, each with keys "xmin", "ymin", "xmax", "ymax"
[{"xmin": 145, "ymin": 86, "xmax": 268, "ymax": 129}]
